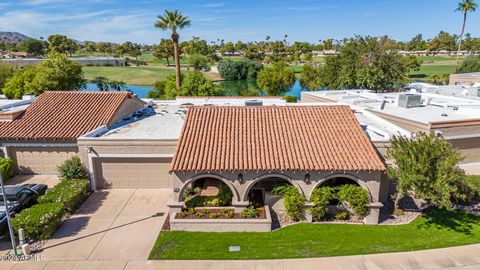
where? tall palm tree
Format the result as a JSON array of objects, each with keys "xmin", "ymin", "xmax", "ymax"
[
  {"xmin": 155, "ymin": 10, "xmax": 191, "ymax": 88},
  {"xmin": 455, "ymin": 0, "xmax": 478, "ymax": 69}
]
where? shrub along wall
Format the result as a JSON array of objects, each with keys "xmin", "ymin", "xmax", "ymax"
[
  {"xmin": 310, "ymin": 185, "xmax": 369, "ymax": 221},
  {"xmin": 0, "ymin": 157, "xmax": 14, "ymax": 180},
  {"xmin": 12, "ymin": 178, "xmax": 90, "ymax": 241},
  {"xmin": 12, "ymin": 203, "xmax": 64, "ymax": 240},
  {"xmin": 38, "ymin": 179, "xmax": 90, "ymax": 213}
]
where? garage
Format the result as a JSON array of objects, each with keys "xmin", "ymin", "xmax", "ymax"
[
  {"xmin": 94, "ymin": 157, "xmax": 173, "ymax": 189},
  {"xmin": 9, "ymin": 146, "xmax": 78, "ymax": 175}
]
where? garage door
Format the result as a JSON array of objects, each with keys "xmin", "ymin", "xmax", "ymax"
[
  {"xmin": 10, "ymin": 146, "xmax": 78, "ymax": 175},
  {"xmin": 94, "ymin": 157, "xmax": 172, "ymax": 189}
]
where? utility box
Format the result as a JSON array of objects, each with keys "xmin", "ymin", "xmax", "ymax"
[
  {"xmin": 468, "ymin": 88, "xmax": 480, "ymax": 97},
  {"xmin": 398, "ymin": 94, "xmax": 422, "ymax": 108}
]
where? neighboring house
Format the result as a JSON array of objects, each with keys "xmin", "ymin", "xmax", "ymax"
[
  {"xmin": 168, "ymin": 106, "xmax": 388, "ymax": 224},
  {"xmin": 301, "ymin": 88, "xmax": 480, "ymax": 174},
  {"xmin": 0, "ymin": 91, "xmax": 146, "ymax": 175},
  {"xmin": 3, "ymin": 51, "xmax": 31, "ymax": 59},
  {"xmin": 449, "ymin": 72, "xmax": 480, "ymax": 86}
]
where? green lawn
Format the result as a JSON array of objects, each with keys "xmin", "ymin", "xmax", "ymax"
[
  {"xmin": 83, "ymin": 66, "xmax": 176, "ymax": 85},
  {"xmin": 149, "ymin": 208, "xmax": 480, "ymax": 260}
]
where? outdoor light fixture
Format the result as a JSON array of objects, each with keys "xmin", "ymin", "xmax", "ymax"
[
  {"xmin": 304, "ymin": 173, "xmax": 311, "ymax": 184},
  {"xmin": 238, "ymin": 173, "xmax": 244, "ymax": 184}
]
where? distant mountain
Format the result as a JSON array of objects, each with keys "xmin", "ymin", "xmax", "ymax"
[{"xmin": 0, "ymin": 32, "xmax": 32, "ymax": 44}]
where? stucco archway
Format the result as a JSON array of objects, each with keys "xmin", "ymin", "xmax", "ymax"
[
  {"xmin": 309, "ymin": 173, "xmax": 373, "ymax": 202},
  {"xmin": 178, "ymin": 173, "xmax": 240, "ymax": 203},
  {"xmin": 242, "ymin": 173, "xmax": 304, "ymax": 202}
]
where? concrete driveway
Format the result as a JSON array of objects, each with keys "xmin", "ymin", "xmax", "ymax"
[{"xmin": 38, "ymin": 188, "xmax": 170, "ymax": 261}]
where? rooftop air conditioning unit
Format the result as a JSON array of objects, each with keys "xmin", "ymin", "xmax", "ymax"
[
  {"xmin": 245, "ymin": 100, "xmax": 263, "ymax": 106},
  {"xmin": 468, "ymin": 87, "xmax": 480, "ymax": 97},
  {"xmin": 398, "ymin": 94, "xmax": 422, "ymax": 108}
]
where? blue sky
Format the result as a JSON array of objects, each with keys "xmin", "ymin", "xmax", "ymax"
[{"xmin": 0, "ymin": 0, "xmax": 479, "ymax": 44}]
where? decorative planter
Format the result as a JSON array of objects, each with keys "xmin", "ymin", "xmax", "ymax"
[{"xmin": 170, "ymin": 206, "xmax": 272, "ymax": 232}]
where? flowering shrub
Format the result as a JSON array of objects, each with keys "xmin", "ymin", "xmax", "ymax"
[
  {"xmin": 38, "ymin": 179, "xmax": 89, "ymax": 213},
  {"xmin": 12, "ymin": 203, "xmax": 64, "ymax": 240}
]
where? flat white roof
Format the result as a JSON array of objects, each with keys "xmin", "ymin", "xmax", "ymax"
[
  {"xmin": 100, "ymin": 103, "xmax": 185, "ymax": 140},
  {"xmin": 302, "ymin": 88, "xmax": 480, "ymax": 124}
]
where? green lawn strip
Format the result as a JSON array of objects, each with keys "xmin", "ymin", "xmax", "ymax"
[
  {"xmin": 149, "ymin": 208, "xmax": 480, "ymax": 260},
  {"xmin": 82, "ymin": 66, "xmax": 177, "ymax": 85}
]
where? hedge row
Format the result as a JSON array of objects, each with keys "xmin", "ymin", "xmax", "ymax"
[
  {"xmin": 12, "ymin": 179, "xmax": 90, "ymax": 240},
  {"xmin": 12, "ymin": 203, "xmax": 64, "ymax": 241},
  {"xmin": 38, "ymin": 179, "xmax": 90, "ymax": 213}
]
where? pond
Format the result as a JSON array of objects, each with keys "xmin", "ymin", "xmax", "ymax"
[{"xmin": 84, "ymin": 79, "xmax": 305, "ymax": 99}]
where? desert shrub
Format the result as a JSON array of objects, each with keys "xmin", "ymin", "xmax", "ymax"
[
  {"xmin": 273, "ymin": 185, "xmax": 306, "ymax": 221},
  {"xmin": 12, "ymin": 203, "xmax": 64, "ymax": 240},
  {"xmin": 334, "ymin": 210, "xmax": 350, "ymax": 221},
  {"xmin": 0, "ymin": 157, "xmax": 14, "ymax": 180},
  {"xmin": 38, "ymin": 179, "xmax": 89, "ymax": 213},
  {"xmin": 310, "ymin": 186, "xmax": 335, "ymax": 221},
  {"xmin": 240, "ymin": 205, "xmax": 260, "ymax": 218},
  {"xmin": 57, "ymin": 156, "xmax": 88, "ymax": 180},
  {"xmin": 284, "ymin": 95, "xmax": 297, "ymax": 103},
  {"xmin": 456, "ymin": 175, "xmax": 480, "ymax": 203},
  {"xmin": 337, "ymin": 185, "xmax": 369, "ymax": 217}
]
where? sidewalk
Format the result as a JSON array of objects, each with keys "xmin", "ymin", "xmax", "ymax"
[{"xmin": 2, "ymin": 243, "xmax": 480, "ymax": 270}]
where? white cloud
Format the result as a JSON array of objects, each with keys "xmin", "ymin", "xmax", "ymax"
[{"xmin": 203, "ymin": 3, "xmax": 224, "ymax": 8}]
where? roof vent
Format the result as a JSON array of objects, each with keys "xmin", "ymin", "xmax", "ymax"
[
  {"xmin": 245, "ymin": 100, "xmax": 263, "ymax": 106},
  {"xmin": 398, "ymin": 94, "xmax": 422, "ymax": 108}
]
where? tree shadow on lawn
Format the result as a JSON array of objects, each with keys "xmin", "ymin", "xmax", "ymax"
[{"xmin": 417, "ymin": 208, "xmax": 478, "ymax": 235}]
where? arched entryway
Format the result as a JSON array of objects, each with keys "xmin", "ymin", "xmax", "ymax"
[
  {"xmin": 178, "ymin": 174, "xmax": 239, "ymax": 205},
  {"xmin": 243, "ymin": 173, "xmax": 303, "ymax": 207},
  {"xmin": 310, "ymin": 174, "xmax": 373, "ymax": 202}
]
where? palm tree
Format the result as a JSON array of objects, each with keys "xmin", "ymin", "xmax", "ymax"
[
  {"xmin": 155, "ymin": 10, "xmax": 191, "ymax": 88},
  {"xmin": 455, "ymin": 0, "xmax": 478, "ymax": 69}
]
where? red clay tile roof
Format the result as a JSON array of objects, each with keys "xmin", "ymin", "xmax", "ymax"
[
  {"xmin": 0, "ymin": 91, "xmax": 142, "ymax": 141},
  {"xmin": 170, "ymin": 106, "xmax": 386, "ymax": 173}
]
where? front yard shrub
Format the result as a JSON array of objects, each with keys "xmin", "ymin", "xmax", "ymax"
[
  {"xmin": 57, "ymin": 156, "xmax": 88, "ymax": 180},
  {"xmin": 210, "ymin": 213, "xmax": 219, "ymax": 219},
  {"xmin": 310, "ymin": 186, "xmax": 335, "ymax": 220},
  {"xmin": 334, "ymin": 210, "xmax": 350, "ymax": 221},
  {"xmin": 195, "ymin": 211, "xmax": 205, "ymax": 218},
  {"xmin": 38, "ymin": 179, "xmax": 89, "ymax": 213},
  {"xmin": 456, "ymin": 175, "xmax": 480, "ymax": 204},
  {"xmin": 240, "ymin": 205, "xmax": 260, "ymax": 218},
  {"xmin": 226, "ymin": 211, "xmax": 234, "ymax": 218},
  {"xmin": 12, "ymin": 203, "xmax": 64, "ymax": 241},
  {"xmin": 273, "ymin": 185, "xmax": 306, "ymax": 221},
  {"xmin": 0, "ymin": 157, "xmax": 14, "ymax": 180},
  {"xmin": 337, "ymin": 185, "xmax": 369, "ymax": 217}
]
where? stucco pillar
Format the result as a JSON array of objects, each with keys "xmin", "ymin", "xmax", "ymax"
[
  {"xmin": 364, "ymin": 202, "xmax": 383, "ymax": 225},
  {"xmin": 303, "ymin": 202, "xmax": 315, "ymax": 223},
  {"xmin": 232, "ymin": 201, "xmax": 249, "ymax": 213},
  {"xmin": 167, "ymin": 201, "xmax": 184, "ymax": 214}
]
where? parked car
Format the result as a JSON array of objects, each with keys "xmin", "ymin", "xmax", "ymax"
[{"xmin": 0, "ymin": 184, "xmax": 48, "ymax": 239}]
